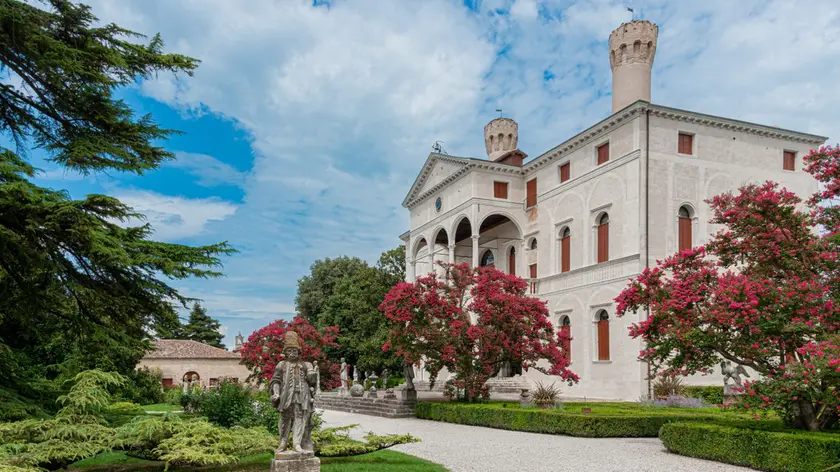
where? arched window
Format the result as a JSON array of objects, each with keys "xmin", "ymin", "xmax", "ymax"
[
  {"xmin": 597, "ymin": 213, "xmax": 609, "ymax": 264},
  {"xmin": 596, "ymin": 310, "xmax": 610, "ymax": 361},
  {"xmin": 480, "ymin": 250, "xmax": 495, "ymax": 267},
  {"xmin": 508, "ymin": 246, "xmax": 516, "ymax": 276},
  {"xmin": 529, "ymin": 238, "xmax": 538, "ymax": 250},
  {"xmin": 560, "ymin": 315, "xmax": 571, "ymax": 361},
  {"xmin": 560, "ymin": 227, "xmax": 571, "ymax": 273},
  {"xmin": 678, "ymin": 206, "xmax": 692, "ymax": 252}
]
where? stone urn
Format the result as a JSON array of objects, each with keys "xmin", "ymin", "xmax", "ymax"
[{"xmin": 519, "ymin": 388, "xmax": 532, "ymax": 408}]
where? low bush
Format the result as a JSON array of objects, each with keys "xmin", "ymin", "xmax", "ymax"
[
  {"xmin": 414, "ymin": 402, "xmax": 735, "ymax": 437},
  {"xmin": 116, "ymin": 368, "xmax": 164, "ymax": 406},
  {"xmin": 640, "ymin": 395, "xmax": 709, "ymax": 409},
  {"xmin": 653, "ymin": 376, "xmax": 685, "ymax": 398},
  {"xmin": 197, "ymin": 381, "xmax": 253, "ymax": 428},
  {"xmin": 659, "ymin": 422, "xmax": 840, "ymax": 472},
  {"xmin": 683, "ymin": 386, "xmax": 724, "ymax": 405}
]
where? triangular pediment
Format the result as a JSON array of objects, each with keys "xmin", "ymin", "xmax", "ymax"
[{"xmin": 402, "ymin": 153, "xmax": 471, "ymax": 207}]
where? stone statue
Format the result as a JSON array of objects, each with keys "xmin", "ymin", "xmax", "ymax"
[
  {"xmin": 314, "ymin": 363, "xmax": 321, "ymax": 395},
  {"xmin": 339, "ymin": 358, "xmax": 348, "ymax": 396},
  {"xmin": 403, "ymin": 359, "xmax": 415, "ymax": 391},
  {"xmin": 721, "ymin": 360, "xmax": 750, "ymax": 396},
  {"xmin": 381, "ymin": 369, "xmax": 390, "ymax": 389},
  {"xmin": 417, "ymin": 359, "xmax": 425, "ymax": 381},
  {"xmin": 353, "ymin": 366, "xmax": 359, "ymax": 384},
  {"xmin": 269, "ymin": 331, "xmax": 317, "ymax": 454}
]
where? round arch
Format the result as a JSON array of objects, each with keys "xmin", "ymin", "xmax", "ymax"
[
  {"xmin": 431, "ymin": 226, "xmax": 449, "ymax": 246},
  {"xmin": 450, "ymin": 214, "xmax": 473, "ymax": 244},
  {"xmin": 411, "ymin": 237, "xmax": 429, "ymax": 259},
  {"xmin": 677, "ymin": 202, "xmax": 697, "ymax": 218},
  {"xmin": 585, "ymin": 173, "xmax": 626, "ymax": 210},
  {"xmin": 477, "ymin": 211, "xmax": 524, "ymax": 238}
]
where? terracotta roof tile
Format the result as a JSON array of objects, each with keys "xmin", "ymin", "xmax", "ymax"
[{"xmin": 145, "ymin": 339, "xmax": 242, "ymax": 359}]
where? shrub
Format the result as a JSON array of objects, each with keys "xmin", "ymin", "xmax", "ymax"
[
  {"xmin": 683, "ymin": 386, "xmax": 724, "ymax": 405},
  {"xmin": 116, "ymin": 367, "xmax": 164, "ymax": 406},
  {"xmin": 414, "ymin": 402, "xmax": 728, "ymax": 437},
  {"xmin": 641, "ymin": 395, "xmax": 709, "ymax": 409},
  {"xmin": 163, "ymin": 386, "xmax": 183, "ymax": 406},
  {"xmin": 652, "ymin": 376, "xmax": 685, "ymax": 399},
  {"xmin": 659, "ymin": 422, "xmax": 840, "ymax": 472},
  {"xmin": 530, "ymin": 382, "xmax": 561, "ymax": 408},
  {"xmin": 196, "ymin": 381, "xmax": 254, "ymax": 428}
]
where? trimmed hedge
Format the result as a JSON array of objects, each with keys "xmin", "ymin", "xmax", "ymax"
[
  {"xmin": 414, "ymin": 402, "xmax": 726, "ymax": 438},
  {"xmin": 683, "ymin": 386, "xmax": 724, "ymax": 405},
  {"xmin": 660, "ymin": 422, "xmax": 840, "ymax": 472}
]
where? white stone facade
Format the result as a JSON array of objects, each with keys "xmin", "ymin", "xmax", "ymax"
[{"xmin": 401, "ymin": 104, "xmax": 825, "ymax": 401}]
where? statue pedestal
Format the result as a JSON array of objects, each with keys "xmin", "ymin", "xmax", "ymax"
[
  {"xmin": 401, "ymin": 389, "xmax": 417, "ymax": 403},
  {"xmin": 270, "ymin": 450, "xmax": 320, "ymax": 472}
]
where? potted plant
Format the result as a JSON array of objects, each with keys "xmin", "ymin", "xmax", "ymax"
[{"xmin": 531, "ymin": 381, "xmax": 561, "ymax": 409}]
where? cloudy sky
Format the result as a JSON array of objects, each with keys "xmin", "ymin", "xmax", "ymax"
[{"xmin": 31, "ymin": 0, "xmax": 839, "ymax": 347}]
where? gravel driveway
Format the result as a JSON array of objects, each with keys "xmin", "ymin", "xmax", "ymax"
[{"xmin": 320, "ymin": 409, "xmax": 754, "ymax": 472}]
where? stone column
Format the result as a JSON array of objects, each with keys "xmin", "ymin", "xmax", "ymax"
[
  {"xmin": 448, "ymin": 244, "xmax": 456, "ymax": 265},
  {"xmin": 407, "ymin": 258, "xmax": 416, "ymax": 282},
  {"xmin": 471, "ymin": 235, "xmax": 480, "ymax": 268},
  {"xmin": 429, "ymin": 244, "xmax": 436, "ymax": 274}
]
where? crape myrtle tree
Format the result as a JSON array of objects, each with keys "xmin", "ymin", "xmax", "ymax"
[
  {"xmin": 239, "ymin": 316, "xmax": 341, "ymax": 390},
  {"xmin": 616, "ymin": 145, "xmax": 840, "ymax": 431},
  {"xmin": 0, "ymin": 0, "xmax": 234, "ymax": 414},
  {"xmin": 380, "ymin": 263, "xmax": 577, "ymax": 402}
]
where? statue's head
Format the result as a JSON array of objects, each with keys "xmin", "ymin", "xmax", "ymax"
[
  {"xmin": 341, "ymin": 357, "xmax": 345, "ymax": 363},
  {"xmin": 282, "ymin": 331, "xmax": 302, "ymax": 361},
  {"xmin": 285, "ymin": 347, "xmax": 300, "ymax": 360}
]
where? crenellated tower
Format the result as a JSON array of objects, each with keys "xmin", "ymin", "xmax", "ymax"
[
  {"xmin": 484, "ymin": 117, "xmax": 526, "ymax": 166},
  {"xmin": 609, "ymin": 20, "xmax": 658, "ymax": 113}
]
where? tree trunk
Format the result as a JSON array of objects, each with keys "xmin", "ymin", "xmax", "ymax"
[{"xmin": 792, "ymin": 400, "xmax": 821, "ymax": 431}]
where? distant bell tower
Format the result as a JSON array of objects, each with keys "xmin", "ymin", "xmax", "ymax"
[
  {"xmin": 609, "ymin": 20, "xmax": 658, "ymax": 113},
  {"xmin": 233, "ymin": 332, "xmax": 244, "ymax": 352},
  {"xmin": 484, "ymin": 117, "xmax": 526, "ymax": 166}
]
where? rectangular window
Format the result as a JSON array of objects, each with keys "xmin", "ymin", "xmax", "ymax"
[
  {"xmin": 597, "ymin": 143, "xmax": 609, "ymax": 165},
  {"xmin": 597, "ymin": 320, "xmax": 610, "ymax": 361},
  {"xmin": 597, "ymin": 223, "xmax": 609, "ymax": 264},
  {"xmin": 559, "ymin": 162, "xmax": 570, "ymax": 183},
  {"xmin": 493, "ymin": 181, "xmax": 508, "ymax": 199},
  {"xmin": 526, "ymin": 178, "xmax": 537, "ymax": 208},
  {"xmin": 561, "ymin": 235, "xmax": 570, "ymax": 273},
  {"xmin": 161, "ymin": 378, "xmax": 174, "ymax": 387},
  {"xmin": 529, "ymin": 263, "xmax": 537, "ymax": 294},
  {"xmin": 678, "ymin": 133, "xmax": 693, "ymax": 155},
  {"xmin": 784, "ymin": 151, "xmax": 796, "ymax": 171}
]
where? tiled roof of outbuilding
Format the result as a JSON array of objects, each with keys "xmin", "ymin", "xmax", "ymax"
[{"xmin": 145, "ymin": 339, "xmax": 241, "ymax": 359}]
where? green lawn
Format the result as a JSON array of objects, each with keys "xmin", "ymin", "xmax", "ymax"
[
  {"xmin": 140, "ymin": 403, "xmax": 181, "ymax": 413},
  {"xmin": 69, "ymin": 451, "xmax": 446, "ymax": 472}
]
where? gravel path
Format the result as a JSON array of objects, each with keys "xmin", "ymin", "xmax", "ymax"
[{"xmin": 320, "ymin": 409, "xmax": 754, "ymax": 472}]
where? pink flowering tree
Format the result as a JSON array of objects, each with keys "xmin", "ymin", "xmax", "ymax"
[
  {"xmin": 616, "ymin": 145, "xmax": 840, "ymax": 430},
  {"xmin": 239, "ymin": 316, "xmax": 341, "ymax": 390},
  {"xmin": 380, "ymin": 263, "xmax": 577, "ymax": 402}
]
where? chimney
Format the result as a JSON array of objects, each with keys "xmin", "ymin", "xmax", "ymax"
[
  {"xmin": 484, "ymin": 117, "xmax": 526, "ymax": 166},
  {"xmin": 609, "ymin": 20, "xmax": 658, "ymax": 113}
]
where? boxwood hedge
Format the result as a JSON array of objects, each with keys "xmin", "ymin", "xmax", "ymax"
[
  {"xmin": 659, "ymin": 422, "xmax": 840, "ymax": 472},
  {"xmin": 414, "ymin": 402, "xmax": 727, "ymax": 438}
]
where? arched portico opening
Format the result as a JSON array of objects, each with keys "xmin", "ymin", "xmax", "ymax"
[
  {"xmin": 472, "ymin": 213, "xmax": 523, "ymax": 273},
  {"xmin": 432, "ymin": 228, "xmax": 450, "ymax": 276}
]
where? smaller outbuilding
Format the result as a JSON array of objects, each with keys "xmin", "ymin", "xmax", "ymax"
[{"xmin": 138, "ymin": 339, "xmax": 252, "ymax": 389}]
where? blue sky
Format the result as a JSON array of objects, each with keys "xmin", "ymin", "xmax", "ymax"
[{"xmin": 30, "ymin": 0, "xmax": 840, "ymax": 348}]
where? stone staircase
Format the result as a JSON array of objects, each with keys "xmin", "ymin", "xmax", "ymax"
[{"xmin": 314, "ymin": 393, "xmax": 416, "ymax": 418}]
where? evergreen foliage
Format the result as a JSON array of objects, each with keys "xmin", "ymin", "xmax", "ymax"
[
  {"xmin": 295, "ymin": 246, "xmax": 405, "ymax": 373},
  {"xmin": 182, "ymin": 304, "xmax": 224, "ymax": 349},
  {"xmin": 0, "ymin": 0, "xmax": 234, "ymax": 413}
]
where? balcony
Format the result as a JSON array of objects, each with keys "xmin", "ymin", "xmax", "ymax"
[{"xmin": 526, "ymin": 254, "xmax": 641, "ymax": 296}]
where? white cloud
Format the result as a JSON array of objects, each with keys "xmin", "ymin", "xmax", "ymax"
[
  {"xmin": 169, "ymin": 152, "xmax": 247, "ymax": 187},
  {"xmin": 83, "ymin": 0, "xmax": 840, "ymax": 337},
  {"xmin": 117, "ymin": 190, "xmax": 238, "ymax": 241}
]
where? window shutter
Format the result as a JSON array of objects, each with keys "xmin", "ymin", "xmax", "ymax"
[
  {"xmin": 561, "ymin": 235, "xmax": 571, "ymax": 273},
  {"xmin": 560, "ymin": 162, "xmax": 570, "ymax": 183},
  {"xmin": 784, "ymin": 151, "xmax": 796, "ymax": 171},
  {"xmin": 526, "ymin": 178, "xmax": 537, "ymax": 207},
  {"xmin": 529, "ymin": 263, "xmax": 537, "ymax": 294},
  {"xmin": 508, "ymin": 249, "xmax": 516, "ymax": 276},
  {"xmin": 494, "ymin": 181, "xmax": 508, "ymax": 199},
  {"xmin": 679, "ymin": 216, "xmax": 692, "ymax": 251},
  {"xmin": 597, "ymin": 143, "xmax": 609, "ymax": 165},
  {"xmin": 679, "ymin": 133, "xmax": 693, "ymax": 155},
  {"xmin": 597, "ymin": 320, "xmax": 610, "ymax": 361},
  {"xmin": 597, "ymin": 222, "xmax": 609, "ymax": 263},
  {"xmin": 561, "ymin": 325, "xmax": 571, "ymax": 361}
]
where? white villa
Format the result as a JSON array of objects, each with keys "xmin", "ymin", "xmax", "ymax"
[{"xmin": 399, "ymin": 20, "xmax": 827, "ymax": 401}]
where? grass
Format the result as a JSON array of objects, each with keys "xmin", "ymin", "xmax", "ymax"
[
  {"xmin": 69, "ymin": 451, "xmax": 446, "ymax": 472},
  {"xmin": 140, "ymin": 403, "xmax": 181, "ymax": 413}
]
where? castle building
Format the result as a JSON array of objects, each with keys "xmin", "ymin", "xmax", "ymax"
[{"xmin": 399, "ymin": 20, "xmax": 827, "ymax": 400}]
